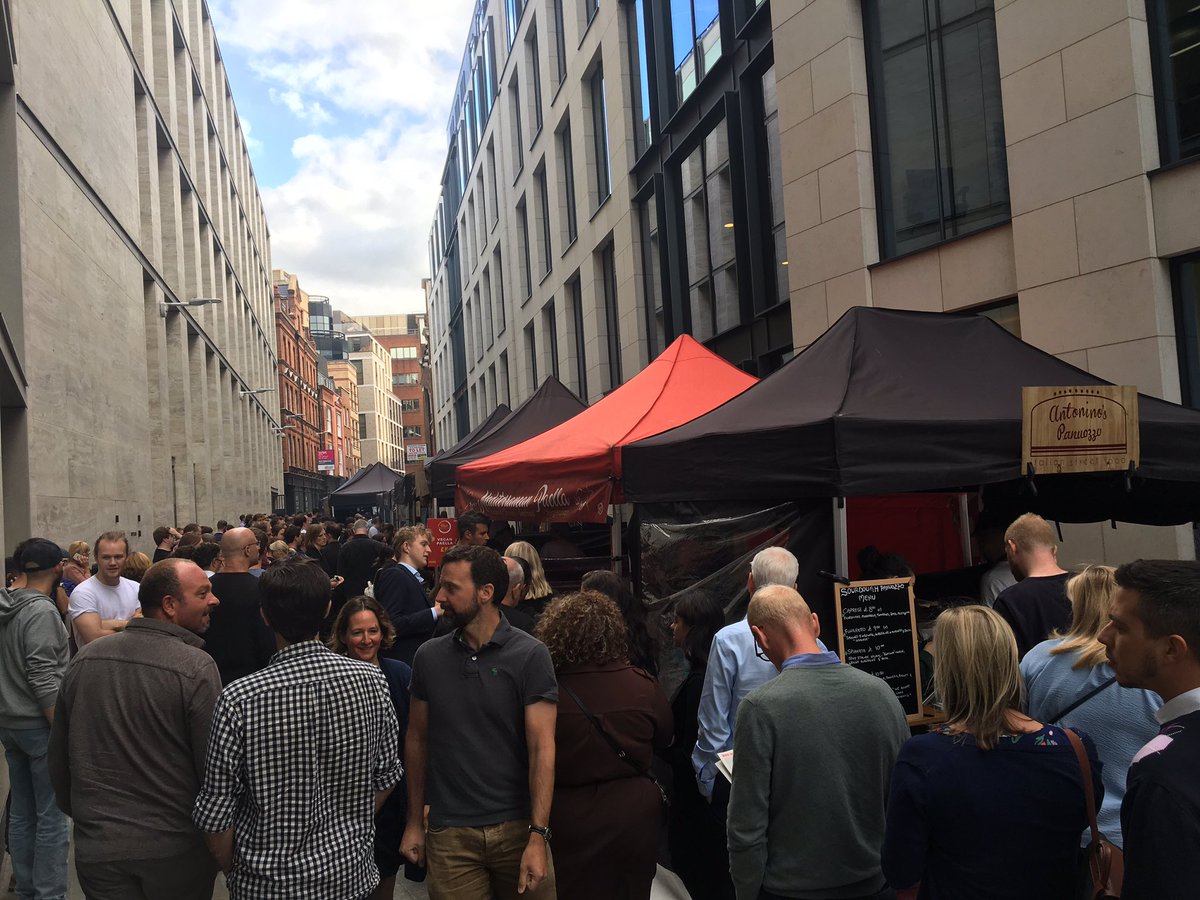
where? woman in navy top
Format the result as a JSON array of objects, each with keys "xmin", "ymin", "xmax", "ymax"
[{"xmin": 882, "ymin": 605, "xmax": 1102, "ymax": 900}]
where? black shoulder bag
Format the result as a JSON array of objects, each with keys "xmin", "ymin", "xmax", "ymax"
[
  {"xmin": 560, "ymin": 681, "xmax": 669, "ymax": 808},
  {"xmin": 1046, "ymin": 676, "xmax": 1117, "ymax": 724}
]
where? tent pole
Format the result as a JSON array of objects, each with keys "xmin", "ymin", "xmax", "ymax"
[
  {"xmin": 958, "ymin": 493, "xmax": 972, "ymax": 566},
  {"xmin": 833, "ymin": 497, "xmax": 849, "ymax": 578},
  {"xmin": 611, "ymin": 504, "xmax": 623, "ymax": 575}
]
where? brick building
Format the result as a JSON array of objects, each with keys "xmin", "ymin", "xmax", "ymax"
[{"xmin": 273, "ymin": 269, "xmax": 323, "ymax": 513}]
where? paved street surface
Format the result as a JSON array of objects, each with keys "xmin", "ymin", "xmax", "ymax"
[{"xmin": 2, "ymin": 752, "xmax": 692, "ymax": 899}]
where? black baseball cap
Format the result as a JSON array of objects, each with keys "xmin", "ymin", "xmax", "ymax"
[{"xmin": 15, "ymin": 538, "xmax": 66, "ymax": 573}]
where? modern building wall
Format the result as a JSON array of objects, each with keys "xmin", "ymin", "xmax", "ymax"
[
  {"xmin": 427, "ymin": 0, "xmax": 1200, "ymax": 560},
  {"xmin": 355, "ymin": 313, "xmax": 433, "ymax": 465},
  {"xmin": 0, "ymin": 0, "xmax": 277, "ymax": 553},
  {"xmin": 342, "ymin": 318, "xmax": 406, "ymax": 472}
]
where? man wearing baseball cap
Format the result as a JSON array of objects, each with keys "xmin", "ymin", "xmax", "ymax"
[{"xmin": 0, "ymin": 538, "xmax": 71, "ymax": 900}]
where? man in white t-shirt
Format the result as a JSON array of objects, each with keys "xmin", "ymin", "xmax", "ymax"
[{"xmin": 68, "ymin": 532, "xmax": 141, "ymax": 647}]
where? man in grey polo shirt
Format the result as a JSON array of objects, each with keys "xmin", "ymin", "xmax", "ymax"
[{"xmin": 401, "ymin": 544, "xmax": 558, "ymax": 900}]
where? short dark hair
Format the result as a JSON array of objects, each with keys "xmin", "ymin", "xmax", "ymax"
[
  {"xmin": 283, "ymin": 526, "xmax": 302, "ymax": 545},
  {"xmin": 250, "ymin": 526, "xmax": 269, "ymax": 553},
  {"xmin": 441, "ymin": 544, "xmax": 508, "ymax": 605},
  {"xmin": 192, "ymin": 543, "xmax": 222, "ymax": 571},
  {"xmin": 182, "ymin": 523, "xmax": 200, "ymax": 535},
  {"xmin": 139, "ymin": 559, "xmax": 184, "ymax": 614},
  {"xmin": 457, "ymin": 512, "xmax": 492, "ymax": 536},
  {"xmin": 217, "ymin": 520, "xmax": 230, "ymax": 531},
  {"xmin": 1115, "ymin": 559, "xmax": 1200, "ymax": 661},
  {"xmin": 292, "ymin": 514, "xmax": 308, "ymax": 528},
  {"xmin": 153, "ymin": 526, "xmax": 172, "ymax": 544},
  {"xmin": 674, "ymin": 591, "xmax": 727, "ymax": 666},
  {"xmin": 259, "ymin": 558, "xmax": 331, "ymax": 642},
  {"xmin": 94, "ymin": 531, "xmax": 130, "ymax": 560}
]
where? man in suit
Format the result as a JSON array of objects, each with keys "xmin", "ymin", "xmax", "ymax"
[{"xmin": 375, "ymin": 526, "xmax": 440, "ymax": 665}]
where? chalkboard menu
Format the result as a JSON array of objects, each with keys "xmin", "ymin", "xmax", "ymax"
[{"xmin": 835, "ymin": 577, "xmax": 922, "ymax": 718}]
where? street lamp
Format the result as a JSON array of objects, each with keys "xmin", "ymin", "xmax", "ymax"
[
  {"xmin": 240, "ymin": 387, "xmax": 276, "ymax": 397},
  {"xmin": 160, "ymin": 296, "xmax": 222, "ymax": 318}
]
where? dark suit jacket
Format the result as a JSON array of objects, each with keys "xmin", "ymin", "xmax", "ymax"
[
  {"xmin": 375, "ymin": 564, "xmax": 437, "ymax": 665},
  {"xmin": 337, "ymin": 535, "xmax": 388, "ymax": 600}
]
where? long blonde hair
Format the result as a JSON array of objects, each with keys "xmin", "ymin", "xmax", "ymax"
[
  {"xmin": 1049, "ymin": 564, "xmax": 1116, "ymax": 669},
  {"xmin": 935, "ymin": 605, "xmax": 1024, "ymax": 750},
  {"xmin": 504, "ymin": 541, "xmax": 552, "ymax": 600}
]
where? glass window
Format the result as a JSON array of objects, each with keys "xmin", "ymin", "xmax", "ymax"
[
  {"xmin": 590, "ymin": 67, "xmax": 611, "ymax": 203},
  {"xmin": 525, "ymin": 322, "xmax": 539, "ymax": 390},
  {"xmin": 585, "ymin": 0, "xmax": 599, "ymax": 26},
  {"xmin": 404, "ymin": 425, "xmax": 423, "ymax": 439},
  {"xmin": 670, "ymin": 0, "xmax": 722, "ymax": 108},
  {"xmin": 1149, "ymin": 1, "xmax": 1200, "ymax": 163},
  {"xmin": 560, "ymin": 119, "xmax": 578, "ymax": 244},
  {"xmin": 865, "ymin": 0, "xmax": 1009, "ymax": 258},
  {"xmin": 600, "ymin": 242, "xmax": 622, "ymax": 389},
  {"xmin": 544, "ymin": 300, "xmax": 561, "ymax": 380},
  {"xmin": 1173, "ymin": 254, "xmax": 1200, "ymax": 406},
  {"xmin": 401, "ymin": 398, "xmax": 421, "ymax": 412},
  {"xmin": 392, "ymin": 373, "xmax": 420, "ymax": 386},
  {"xmin": 528, "ymin": 27, "xmax": 544, "ymax": 138},
  {"xmin": 486, "ymin": 141, "xmax": 499, "ymax": 226},
  {"xmin": 389, "ymin": 346, "xmax": 419, "ymax": 359},
  {"xmin": 510, "ymin": 76, "xmax": 525, "ymax": 177},
  {"xmin": 569, "ymin": 276, "xmax": 588, "ymax": 399},
  {"xmin": 552, "ymin": 0, "xmax": 568, "ymax": 85},
  {"xmin": 505, "ymin": 0, "xmax": 523, "ymax": 48},
  {"xmin": 638, "ymin": 192, "xmax": 665, "ymax": 357},
  {"xmin": 680, "ymin": 120, "xmax": 739, "ymax": 341},
  {"xmin": 484, "ymin": 19, "xmax": 498, "ymax": 100},
  {"xmin": 536, "ymin": 164, "xmax": 553, "ymax": 276},
  {"xmin": 630, "ymin": 0, "xmax": 654, "ymax": 154},
  {"xmin": 517, "ymin": 196, "xmax": 533, "ymax": 298},
  {"xmin": 761, "ymin": 65, "xmax": 788, "ymax": 308},
  {"xmin": 494, "ymin": 247, "xmax": 507, "ymax": 334}
]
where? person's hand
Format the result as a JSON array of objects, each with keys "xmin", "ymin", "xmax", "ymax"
[
  {"xmin": 330, "ymin": 575, "xmax": 344, "ymax": 589},
  {"xmin": 131, "ymin": 608, "xmax": 144, "ymax": 618},
  {"xmin": 518, "ymin": 836, "xmax": 548, "ymax": 894},
  {"xmin": 400, "ymin": 821, "xmax": 425, "ymax": 867}
]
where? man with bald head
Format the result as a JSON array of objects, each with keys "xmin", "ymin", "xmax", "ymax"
[
  {"xmin": 49, "ymin": 559, "xmax": 224, "ymax": 899},
  {"xmin": 727, "ymin": 586, "xmax": 909, "ymax": 900},
  {"xmin": 205, "ymin": 527, "xmax": 276, "ymax": 685}
]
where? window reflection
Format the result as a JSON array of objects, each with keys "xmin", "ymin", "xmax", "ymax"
[
  {"xmin": 681, "ymin": 120, "xmax": 738, "ymax": 341},
  {"xmin": 1150, "ymin": 0, "xmax": 1200, "ymax": 162},
  {"xmin": 671, "ymin": 0, "xmax": 722, "ymax": 107}
]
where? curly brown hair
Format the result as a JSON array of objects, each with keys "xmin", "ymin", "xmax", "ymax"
[
  {"xmin": 327, "ymin": 595, "xmax": 397, "ymax": 656},
  {"xmin": 535, "ymin": 590, "xmax": 630, "ymax": 670}
]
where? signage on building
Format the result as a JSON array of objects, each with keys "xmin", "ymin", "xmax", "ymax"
[
  {"xmin": 426, "ymin": 518, "xmax": 458, "ymax": 567},
  {"xmin": 406, "ymin": 443, "xmax": 427, "ymax": 462},
  {"xmin": 317, "ymin": 449, "xmax": 336, "ymax": 472},
  {"xmin": 1021, "ymin": 386, "xmax": 1139, "ymax": 475}
]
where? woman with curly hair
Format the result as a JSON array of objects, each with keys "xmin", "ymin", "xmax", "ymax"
[
  {"xmin": 536, "ymin": 591, "xmax": 673, "ymax": 900},
  {"xmin": 504, "ymin": 541, "xmax": 555, "ymax": 619}
]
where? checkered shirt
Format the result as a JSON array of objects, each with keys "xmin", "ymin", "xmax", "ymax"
[{"xmin": 193, "ymin": 640, "xmax": 401, "ymax": 900}]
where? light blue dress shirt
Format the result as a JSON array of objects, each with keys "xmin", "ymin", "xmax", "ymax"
[{"xmin": 692, "ymin": 619, "xmax": 827, "ymax": 797}]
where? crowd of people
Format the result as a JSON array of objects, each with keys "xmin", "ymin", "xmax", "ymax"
[{"xmin": 0, "ymin": 509, "xmax": 1197, "ymax": 900}]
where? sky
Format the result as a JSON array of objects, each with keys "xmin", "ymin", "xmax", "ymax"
[{"xmin": 208, "ymin": 0, "xmax": 477, "ymax": 317}]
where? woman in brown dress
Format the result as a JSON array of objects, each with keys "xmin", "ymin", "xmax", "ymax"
[{"xmin": 536, "ymin": 590, "xmax": 673, "ymax": 900}]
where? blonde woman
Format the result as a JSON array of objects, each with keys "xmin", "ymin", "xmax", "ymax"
[
  {"xmin": 882, "ymin": 606, "xmax": 1100, "ymax": 900},
  {"xmin": 61, "ymin": 541, "xmax": 91, "ymax": 595},
  {"xmin": 504, "ymin": 540, "xmax": 554, "ymax": 619},
  {"xmin": 1022, "ymin": 565, "xmax": 1161, "ymax": 849}
]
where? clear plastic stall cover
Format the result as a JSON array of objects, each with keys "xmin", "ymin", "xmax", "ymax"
[{"xmin": 639, "ymin": 499, "xmax": 833, "ymax": 695}]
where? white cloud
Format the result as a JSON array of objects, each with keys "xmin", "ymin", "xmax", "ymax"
[
  {"xmin": 209, "ymin": 0, "xmax": 478, "ymax": 316},
  {"xmin": 241, "ymin": 116, "xmax": 264, "ymax": 155}
]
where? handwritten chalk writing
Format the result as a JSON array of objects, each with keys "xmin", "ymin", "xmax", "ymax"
[{"xmin": 837, "ymin": 579, "xmax": 920, "ymax": 716}]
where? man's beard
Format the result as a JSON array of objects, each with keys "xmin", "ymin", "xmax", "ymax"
[{"xmin": 442, "ymin": 597, "xmax": 482, "ymax": 630}]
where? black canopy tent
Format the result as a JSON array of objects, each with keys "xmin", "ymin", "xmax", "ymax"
[
  {"xmin": 623, "ymin": 307, "xmax": 1200, "ymax": 526},
  {"xmin": 425, "ymin": 403, "xmax": 511, "ymax": 502},
  {"xmin": 329, "ymin": 461, "xmax": 407, "ymax": 521},
  {"xmin": 430, "ymin": 376, "xmax": 587, "ymax": 505}
]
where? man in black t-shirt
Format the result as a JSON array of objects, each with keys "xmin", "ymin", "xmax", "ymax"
[
  {"xmin": 992, "ymin": 513, "xmax": 1071, "ymax": 659},
  {"xmin": 1099, "ymin": 559, "xmax": 1200, "ymax": 900},
  {"xmin": 151, "ymin": 525, "xmax": 181, "ymax": 562},
  {"xmin": 205, "ymin": 527, "xmax": 275, "ymax": 684}
]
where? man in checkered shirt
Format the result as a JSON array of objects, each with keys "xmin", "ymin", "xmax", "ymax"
[{"xmin": 193, "ymin": 559, "xmax": 402, "ymax": 899}]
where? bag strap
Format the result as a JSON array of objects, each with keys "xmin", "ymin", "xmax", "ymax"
[
  {"xmin": 560, "ymin": 680, "xmax": 648, "ymax": 778},
  {"xmin": 1047, "ymin": 676, "xmax": 1117, "ymax": 724},
  {"xmin": 1063, "ymin": 727, "xmax": 1102, "ymax": 849}
]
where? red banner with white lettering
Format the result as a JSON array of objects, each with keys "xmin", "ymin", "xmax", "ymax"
[{"xmin": 455, "ymin": 478, "xmax": 613, "ymax": 523}]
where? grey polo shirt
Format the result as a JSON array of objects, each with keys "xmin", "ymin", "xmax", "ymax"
[{"xmin": 411, "ymin": 616, "xmax": 557, "ymax": 827}]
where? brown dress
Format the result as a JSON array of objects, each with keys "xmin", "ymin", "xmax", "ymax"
[{"xmin": 550, "ymin": 662, "xmax": 673, "ymax": 900}]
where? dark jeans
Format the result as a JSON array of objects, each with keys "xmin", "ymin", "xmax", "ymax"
[
  {"xmin": 760, "ymin": 888, "xmax": 895, "ymax": 900},
  {"xmin": 75, "ymin": 844, "xmax": 218, "ymax": 900}
]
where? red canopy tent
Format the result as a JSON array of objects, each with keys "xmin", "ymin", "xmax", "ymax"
[{"xmin": 455, "ymin": 335, "xmax": 758, "ymax": 522}]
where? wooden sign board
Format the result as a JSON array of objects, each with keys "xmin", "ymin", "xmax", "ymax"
[
  {"xmin": 1022, "ymin": 385, "xmax": 1139, "ymax": 475},
  {"xmin": 835, "ymin": 577, "xmax": 924, "ymax": 722}
]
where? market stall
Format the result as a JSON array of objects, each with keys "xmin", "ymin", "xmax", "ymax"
[{"xmin": 328, "ymin": 461, "xmax": 407, "ymax": 522}]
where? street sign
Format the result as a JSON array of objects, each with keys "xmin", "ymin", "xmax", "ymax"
[
  {"xmin": 1022, "ymin": 385, "xmax": 1139, "ymax": 474},
  {"xmin": 406, "ymin": 443, "xmax": 427, "ymax": 462},
  {"xmin": 426, "ymin": 518, "xmax": 458, "ymax": 567},
  {"xmin": 317, "ymin": 449, "xmax": 335, "ymax": 472}
]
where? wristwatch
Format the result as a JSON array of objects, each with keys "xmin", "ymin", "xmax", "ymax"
[{"xmin": 528, "ymin": 823, "xmax": 552, "ymax": 843}]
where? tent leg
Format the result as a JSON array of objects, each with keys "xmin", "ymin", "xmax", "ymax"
[
  {"xmin": 833, "ymin": 497, "xmax": 849, "ymax": 579},
  {"xmin": 611, "ymin": 504, "xmax": 623, "ymax": 575},
  {"xmin": 958, "ymin": 493, "xmax": 973, "ymax": 566}
]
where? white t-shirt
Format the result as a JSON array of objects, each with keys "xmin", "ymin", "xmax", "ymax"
[
  {"xmin": 68, "ymin": 576, "xmax": 141, "ymax": 642},
  {"xmin": 980, "ymin": 560, "xmax": 1017, "ymax": 607}
]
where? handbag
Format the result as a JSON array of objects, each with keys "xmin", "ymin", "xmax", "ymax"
[
  {"xmin": 1063, "ymin": 728, "xmax": 1124, "ymax": 899},
  {"xmin": 560, "ymin": 681, "xmax": 669, "ymax": 807}
]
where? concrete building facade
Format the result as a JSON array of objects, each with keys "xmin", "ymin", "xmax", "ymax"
[
  {"xmin": 273, "ymin": 268, "xmax": 323, "ymax": 513},
  {"xmin": 426, "ymin": 0, "xmax": 1200, "ymax": 560},
  {"xmin": 356, "ymin": 313, "xmax": 433, "ymax": 465},
  {"xmin": 0, "ymin": 0, "xmax": 278, "ymax": 553},
  {"xmin": 341, "ymin": 315, "xmax": 406, "ymax": 473},
  {"xmin": 326, "ymin": 359, "xmax": 362, "ymax": 476}
]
